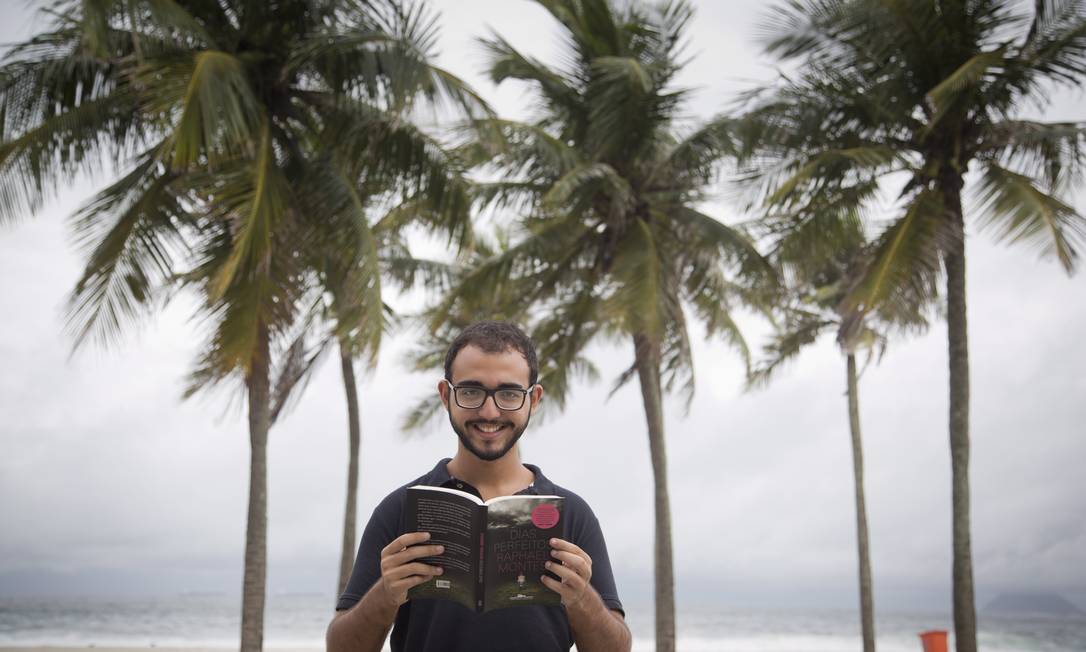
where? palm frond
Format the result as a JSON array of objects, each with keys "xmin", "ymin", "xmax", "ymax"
[
  {"xmin": 585, "ymin": 55, "xmax": 677, "ymax": 159},
  {"xmin": 537, "ymin": 0, "xmax": 622, "ymax": 60},
  {"xmin": 480, "ymin": 32, "xmax": 583, "ymax": 118},
  {"xmin": 748, "ymin": 310, "xmax": 833, "ymax": 390},
  {"xmin": 672, "ymin": 207, "xmax": 777, "ymax": 283},
  {"xmin": 843, "ymin": 190, "xmax": 949, "ymax": 323},
  {"xmin": 926, "ymin": 47, "xmax": 1008, "ymax": 127},
  {"xmin": 269, "ymin": 312, "xmax": 335, "ymax": 425},
  {"xmin": 291, "ymin": 23, "xmax": 491, "ymax": 119},
  {"xmin": 468, "ymin": 118, "xmax": 582, "ymax": 178},
  {"xmin": 400, "ymin": 392, "xmax": 446, "ymax": 435},
  {"xmin": 1018, "ymin": 0, "xmax": 1086, "ymax": 87},
  {"xmin": 323, "ymin": 183, "xmax": 388, "ymax": 366},
  {"xmin": 531, "ymin": 287, "xmax": 603, "ymax": 403},
  {"xmin": 64, "ymin": 152, "xmax": 191, "ymax": 351},
  {"xmin": 686, "ymin": 265, "xmax": 753, "ymax": 376},
  {"xmin": 381, "ymin": 254, "xmax": 456, "ymax": 293},
  {"xmin": 208, "ymin": 120, "xmax": 289, "ymax": 300},
  {"xmin": 130, "ymin": 0, "xmax": 218, "ymax": 49},
  {"xmin": 149, "ymin": 49, "xmax": 261, "ymax": 169},
  {"xmin": 975, "ymin": 162, "xmax": 1086, "ymax": 272},
  {"xmin": 314, "ymin": 96, "xmax": 473, "ymax": 251},
  {"xmin": 543, "ymin": 162, "xmax": 631, "ymax": 214},
  {"xmin": 648, "ymin": 114, "xmax": 736, "ymax": 187},
  {"xmin": 0, "ymin": 27, "xmax": 145, "ymax": 223},
  {"xmin": 607, "ymin": 218, "xmax": 666, "ymax": 340},
  {"xmin": 0, "ymin": 89, "xmax": 144, "ymax": 224},
  {"xmin": 978, "ymin": 119, "xmax": 1086, "ymax": 190},
  {"xmin": 427, "ymin": 212, "xmax": 592, "ymax": 330},
  {"xmin": 758, "ymin": 0, "xmax": 873, "ymax": 65},
  {"xmin": 763, "ymin": 146, "xmax": 905, "ymax": 209},
  {"xmin": 764, "ymin": 202, "xmax": 868, "ymax": 282},
  {"xmin": 470, "ymin": 180, "xmax": 550, "ymax": 214}
]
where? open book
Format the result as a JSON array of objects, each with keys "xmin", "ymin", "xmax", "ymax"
[{"xmin": 405, "ymin": 485, "xmax": 566, "ymax": 612}]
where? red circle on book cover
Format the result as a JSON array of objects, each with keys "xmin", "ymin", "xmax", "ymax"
[{"xmin": 531, "ymin": 503, "xmax": 560, "ymax": 529}]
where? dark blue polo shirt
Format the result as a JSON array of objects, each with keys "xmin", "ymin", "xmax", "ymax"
[{"xmin": 336, "ymin": 459, "xmax": 624, "ymax": 652}]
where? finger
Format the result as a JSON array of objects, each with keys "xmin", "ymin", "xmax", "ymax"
[
  {"xmin": 391, "ymin": 573, "xmax": 441, "ymax": 593},
  {"xmin": 540, "ymin": 573, "xmax": 571, "ymax": 598},
  {"xmin": 383, "ymin": 531, "xmax": 431, "ymax": 556},
  {"xmin": 545, "ymin": 560, "xmax": 586, "ymax": 590},
  {"xmin": 549, "ymin": 550, "xmax": 591, "ymax": 578},
  {"xmin": 385, "ymin": 544, "xmax": 445, "ymax": 567},
  {"xmin": 385, "ymin": 531, "xmax": 431, "ymax": 554},
  {"xmin": 385, "ymin": 561, "xmax": 444, "ymax": 582},
  {"xmin": 549, "ymin": 552, "xmax": 589, "ymax": 579},
  {"xmin": 549, "ymin": 538, "xmax": 589, "ymax": 560}
]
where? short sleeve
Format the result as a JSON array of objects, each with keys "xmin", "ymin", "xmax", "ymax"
[
  {"xmin": 565, "ymin": 494, "xmax": 624, "ymax": 615},
  {"xmin": 336, "ymin": 489, "xmax": 405, "ymax": 611}
]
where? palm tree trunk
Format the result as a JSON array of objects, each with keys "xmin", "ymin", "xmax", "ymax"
[
  {"xmin": 632, "ymin": 333, "xmax": 676, "ymax": 652},
  {"xmin": 241, "ymin": 323, "xmax": 271, "ymax": 652},
  {"xmin": 847, "ymin": 354, "xmax": 876, "ymax": 652},
  {"xmin": 337, "ymin": 339, "xmax": 362, "ymax": 596},
  {"xmin": 943, "ymin": 187, "xmax": 977, "ymax": 652}
]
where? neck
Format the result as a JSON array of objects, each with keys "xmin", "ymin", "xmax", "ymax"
[{"xmin": 447, "ymin": 446, "xmax": 533, "ymax": 498}]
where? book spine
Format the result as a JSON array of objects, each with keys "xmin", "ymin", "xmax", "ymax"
[{"xmin": 476, "ymin": 507, "xmax": 486, "ymax": 613}]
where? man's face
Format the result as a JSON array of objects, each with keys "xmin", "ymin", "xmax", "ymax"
[{"xmin": 439, "ymin": 344, "xmax": 543, "ymax": 462}]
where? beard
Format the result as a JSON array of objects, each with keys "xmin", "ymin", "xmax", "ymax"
[{"xmin": 448, "ymin": 410, "xmax": 532, "ymax": 462}]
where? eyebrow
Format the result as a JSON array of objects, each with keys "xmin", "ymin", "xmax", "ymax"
[{"xmin": 454, "ymin": 380, "xmax": 528, "ymax": 390}]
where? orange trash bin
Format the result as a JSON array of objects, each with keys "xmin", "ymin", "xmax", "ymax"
[{"xmin": 919, "ymin": 630, "xmax": 949, "ymax": 652}]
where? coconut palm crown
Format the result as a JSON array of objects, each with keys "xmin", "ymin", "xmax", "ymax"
[
  {"xmin": 748, "ymin": 210, "xmax": 931, "ymax": 652},
  {"xmin": 0, "ymin": 1, "xmax": 485, "ymax": 650},
  {"xmin": 728, "ymin": 2, "xmax": 1086, "ymax": 651},
  {"xmin": 424, "ymin": 2, "xmax": 776, "ymax": 651}
]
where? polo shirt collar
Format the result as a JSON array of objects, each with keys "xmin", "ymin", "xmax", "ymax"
[{"xmin": 423, "ymin": 457, "xmax": 557, "ymax": 497}]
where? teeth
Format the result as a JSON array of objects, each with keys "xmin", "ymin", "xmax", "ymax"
[{"xmin": 475, "ymin": 424, "xmax": 503, "ymax": 433}]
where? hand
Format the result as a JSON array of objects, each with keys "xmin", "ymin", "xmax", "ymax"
[
  {"xmin": 378, "ymin": 531, "xmax": 444, "ymax": 609},
  {"xmin": 541, "ymin": 537, "xmax": 592, "ymax": 607}
]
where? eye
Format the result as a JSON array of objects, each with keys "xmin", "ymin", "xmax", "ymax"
[
  {"xmin": 458, "ymin": 388, "xmax": 484, "ymax": 400},
  {"xmin": 496, "ymin": 390, "xmax": 522, "ymax": 402}
]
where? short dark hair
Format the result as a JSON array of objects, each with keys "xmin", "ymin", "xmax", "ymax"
[{"xmin": 444, "ymin": 320, "xmax": 539, "ymax": 386}]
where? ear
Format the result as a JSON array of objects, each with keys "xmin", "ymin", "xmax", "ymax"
[
  {"xmin": 438, "ymin": 378, "xmax": 451, "ymax": 410},
  {"xmin": 528, "ymin": 384, "xmax": 544, "ymax": 415}
]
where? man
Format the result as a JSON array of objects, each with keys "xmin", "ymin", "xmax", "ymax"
[{"xmin": 326, "ymin": 321, "xmax": 631, "ymax": 652}]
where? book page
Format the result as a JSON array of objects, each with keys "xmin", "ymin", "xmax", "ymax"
[
  {"xmin": 483, "ymin": 496, "xmax": 565, "ymax": 612},
  {"xmin": 404, "ymin": 487, "xmax": 481, "ymax": 610}
]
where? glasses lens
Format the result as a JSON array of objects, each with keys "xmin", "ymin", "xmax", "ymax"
[
  {"xmin": 451, "ymin": 385, "xmax": 527, "ymax": 410},
  {"xmin": 455, "ymin": 387, "xmax": 486, "ymax": 408},
  {"xmin": 494, "ymin": 389, "xmax": 525, "ymax": 410}
]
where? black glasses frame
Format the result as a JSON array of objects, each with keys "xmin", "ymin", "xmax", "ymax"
[{"xmin": 445, "ymin": 381, "xmax": 534, "ymax": 411}]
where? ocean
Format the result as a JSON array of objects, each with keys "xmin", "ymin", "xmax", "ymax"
[{"xmin": 1, "ymin": 594, "xmax": 1084, "ymax": 651}]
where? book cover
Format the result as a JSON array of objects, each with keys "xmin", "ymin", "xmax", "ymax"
[{"xmin": 404, "ymin": 486, "xmax": 565, "ymax": 612}]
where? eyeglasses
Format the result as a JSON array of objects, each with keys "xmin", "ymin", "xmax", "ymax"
[{"xmin": 445, "ymin": 381, "xmax": 534, "ymax": 411}]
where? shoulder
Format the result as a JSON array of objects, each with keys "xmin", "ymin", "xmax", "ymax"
[
  {"xmin": 548, "ymin": 482, "xmax": 594, "ymax": 514},
  {"xmin": 546, "ymin": 481, "xmax": 605, "ymax": 534}
]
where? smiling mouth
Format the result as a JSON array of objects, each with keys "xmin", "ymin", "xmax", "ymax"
[{"xmin": 469, "ymin": 422, "xmax": 510, "ymax": 439}]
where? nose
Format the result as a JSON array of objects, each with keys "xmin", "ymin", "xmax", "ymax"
[{"xmin": 477, "ymin": 395, "xmax": 502, "ymax": 419}]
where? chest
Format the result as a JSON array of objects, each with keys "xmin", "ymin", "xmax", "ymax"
[{"xmin": 393, "ymin": 599, "xmax": 573, "ymax": 652}]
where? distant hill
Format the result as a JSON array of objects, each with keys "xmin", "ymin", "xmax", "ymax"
[{"xmin": 983, "ymin": 593, "xmax": 1086, "ymax": 619}]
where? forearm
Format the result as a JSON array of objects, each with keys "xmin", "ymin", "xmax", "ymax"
[
  {"xmin": 566, "ymin": 587, "xmax": 632, "ymax": 652},
  {"xmin": 326, "ymin": 582, "xmax": 399, "ymax": 652}
]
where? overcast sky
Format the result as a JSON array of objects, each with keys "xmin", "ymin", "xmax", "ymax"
[{"xmin": 1, "ymin": 0, "xmax": 1085, "ymax": 616}]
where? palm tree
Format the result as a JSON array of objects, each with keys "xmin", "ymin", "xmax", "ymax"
[
  {"xmin": 269, "ymin": 184, "xmax": 476, "ymax": 597},
  {"xmin": 0, "ymin": 1, "xmax": 482, "ymax": 650},
  {"xmin": 749, "ymin": 212, "xmax": 930, "ymax": 652},
  {"xmin": 729, "ymin": 2, "xmax": 1086, "ymax": 650},
  {"xmin": 423, "ymin": 2, "xmax": 775, "ymax": 649}
]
